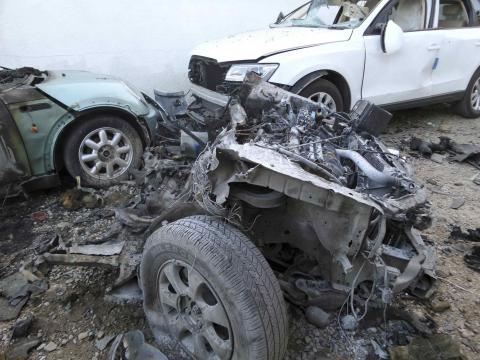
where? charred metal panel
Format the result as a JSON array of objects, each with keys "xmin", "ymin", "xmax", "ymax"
[
  {"xmin": 0, "ymin": 87, "xmax": 45, "ymax": 105},
  {"xmin": 0, "ymin": 102, "xmax": 30, "ymax": 184}
]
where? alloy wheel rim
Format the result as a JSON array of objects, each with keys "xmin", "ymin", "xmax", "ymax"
[
  {"xmin": 471, "ymin": 78, "xmax": 480, "ymax": 111},
  {"xmin": 157, "ymin": 260, "xmax": 233, "ymax": 360},
  {"xmin": 308, "ymin": 91, "xmax": 337, "ymax": 112},
  {"xmin": 78, "ymin": 127, "xmax": 133, "ymax": 180}
]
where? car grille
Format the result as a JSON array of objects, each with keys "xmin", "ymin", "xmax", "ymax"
[{"xmin": 188, "ymin": 56, "xmax": 231, "ymax": 92}]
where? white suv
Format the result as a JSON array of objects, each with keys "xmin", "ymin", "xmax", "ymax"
[{"xmin": 188, "ymin": 0, "xmax": 480, "ymax": 117}]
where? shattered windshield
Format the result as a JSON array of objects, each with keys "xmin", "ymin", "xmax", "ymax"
[{"xmin": 277, "ymin": 0, "xmax": 381, "ymax": 29}]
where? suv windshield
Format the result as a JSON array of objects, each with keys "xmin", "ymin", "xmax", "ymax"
[{"xmin": 276, "ymin": 0, "xmax": 381, "ymax": 29}]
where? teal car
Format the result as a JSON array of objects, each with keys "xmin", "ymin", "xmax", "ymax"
[{"xmin": 0, "ymin": 67, "xmax": 163, "ymax": 193}]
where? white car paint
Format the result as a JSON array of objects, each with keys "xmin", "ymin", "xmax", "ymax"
[
  {"xmin": 190, "ymin": 0, "xmax": 480, "ymax": 110},
  {"xmin": 192, "ymin": 27, "xmax": 353, "ymax": 63}
]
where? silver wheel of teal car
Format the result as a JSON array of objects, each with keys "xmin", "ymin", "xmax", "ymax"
[
  {"xmin": 471, "ymin": 77, "xmax": 480, "ymax": 111},
  {"xmin": 308, "ymin": 92, "xmax": 337, "ymax": 112},
  {"xmin": 79, "ymin": 127, "xmax": 134, "ymax": 180}
]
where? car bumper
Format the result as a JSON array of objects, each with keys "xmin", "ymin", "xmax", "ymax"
[
  {"xmin": 141, "ymin": 104, "xmax": 163, "ymax": 144},
  {"xmin": 190, "ymin": 83, "xmax": 230, "ymax": 107}
]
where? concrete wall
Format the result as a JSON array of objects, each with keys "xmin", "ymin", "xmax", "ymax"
[{"xmin": 0, "ymin": 0, "xmax": 302, "ymax": 94}]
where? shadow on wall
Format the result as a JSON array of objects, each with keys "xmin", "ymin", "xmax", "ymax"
[{"xmin": 0, "ymin": 0, "xmax": 303, "ymax": 93}]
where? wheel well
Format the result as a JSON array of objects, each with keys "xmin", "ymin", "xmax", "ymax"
[
  {"xmin": 291, "ymin": 70, "xmax": 352, "ymax": 110},
  {"xmin": 53, "ymin": 107, "xmax": 149, "ymax": 171}
]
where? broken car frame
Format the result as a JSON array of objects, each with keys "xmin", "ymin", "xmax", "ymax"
[{"xmin": 39, "ymin": 73, "xmax": 436, "ymax": 360}]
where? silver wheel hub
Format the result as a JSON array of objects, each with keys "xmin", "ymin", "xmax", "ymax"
[
  {"xmin": 157, "ymin": 260, "xmax": 233, "ymax": 360},
  {"xmin": 309, "ymin": 91, "xmax": 337, "ymax": 112},
  {"xmin": 471, "ymin": 77, "xmax": 480, "ymax": 111},
  {"xmin": 78, "ymin": 127, "xmax": 133, "ymax": 180}
]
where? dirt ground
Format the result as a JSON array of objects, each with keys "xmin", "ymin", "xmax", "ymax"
[{"xmin": 0, "ymin": 105, "xmax": 479, "ymax": 360}]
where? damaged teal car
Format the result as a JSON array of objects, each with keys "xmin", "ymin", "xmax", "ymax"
[{"xmin": 0, "ymin": 67, "xmax": 162, "ymax": 193}]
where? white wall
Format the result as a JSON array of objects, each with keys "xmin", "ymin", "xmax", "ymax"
[{"xmin": 0, "ymin": 0, "xmax": 302, "ymax": 94}]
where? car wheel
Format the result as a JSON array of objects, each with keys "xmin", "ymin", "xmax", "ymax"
[
  {"xmin": 298, "ymin": 78, "xmax": 344, "ymax": 113},
  {"xmin": 140, "ymin": 215, "xmax": 288, "ymax": 360},
  {"xmin": 63, "ymin": 115, "xmax": 143, "ymax": 187},
  {"xmin": 455, "ymin": 68, "xmax": 480, "ymax": 118}
]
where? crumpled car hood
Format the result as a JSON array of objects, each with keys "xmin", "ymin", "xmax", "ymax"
[
  {"xmin": 37, "ymin": 70, "xmax": 150, "ymax": 116},
  {"xmin": 190, "ymin": 27, "xmax": 353, "ymax": 63}
]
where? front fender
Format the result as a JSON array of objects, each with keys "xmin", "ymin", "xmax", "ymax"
[
  {"xmin": 45, "ymin": 105, "xmax": 152, "ymax": 173},
  {"xmin": 264, "ymin": 39, "xmax": 364, "ymax": 103}
]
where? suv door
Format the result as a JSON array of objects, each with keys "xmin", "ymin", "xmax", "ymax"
[
  {"xmin": 430, "ymin": 0, "xmax": 480, "ymax": 96},
  {"xmin": 362, "ymin": 0, "xmax": 444, "ymax": 106}
]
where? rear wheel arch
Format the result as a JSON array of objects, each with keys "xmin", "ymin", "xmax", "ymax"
[
  {"xmin": 53, "ymin": 107, "xmax": 149, "ymax": 172},
  {"xmin": 290, "ymin": 70, "xmax": 352, "ymax": 110}
]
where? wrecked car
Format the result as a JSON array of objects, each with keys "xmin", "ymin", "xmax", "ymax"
[
  {"xmin": 0, "ymin": 67, "xmax": 163, "ymax": 193},
  {"xmin": 39, "ymin": 74, "xmax": 436, "ymax": 360},
  {"xmin": 189, "ymin": 0, "xmax": 480, "ymax": 117}
]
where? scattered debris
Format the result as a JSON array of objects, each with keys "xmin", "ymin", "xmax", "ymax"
[
  {"xmin": 464, "ymin": 246, "xmax": 480, "ymax": 273},
  {"xmin": 108, "ymin": 330, "xmax": 168, "ymax": 360},
  {"xmin": 4, "ymin": 338, "xmax": 40, "ymax": 360},
  {"xmin": 11, "ymin": 315, "xmax": 34, "ymax": 338},
  {"xmin": 409, "ymin": 135, "xmax": 480, "ymax": 169},
  {"xmin": 95, "ymin": 335, "xmax": 117, "ymax": 351},
  {"xmin": 450, "ymin": 226, "xmax": 480, "ymax": 242},
  {"xmin": 389, "ymin": 334, "xmax": 466, "ymax": 360},
  {"xmin": 31, "ymin": 211, "xmax": 48, "ymax": 222},
  {"xmin": 472, "ymin": 172, "xmax": 480, "ymax": 185},
  {"xmin": 0, "ymin": 271, "xmax": 47, "ymax": 321}
]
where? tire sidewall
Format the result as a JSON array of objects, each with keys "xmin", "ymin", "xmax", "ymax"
[
  {"xmin": 142, "ymin": 239, "xmax": 256, "ymax": 360},
  {"xmin": 465, "ymin": 69, "xmax": 480, "ymax": 118},
  {"xmin": 298, "ymin": 78, "xmax": 344, "ymax": 112},
  {"xmin": 63, "ymin": 116, "xmax": 143, "ymax": 187}
]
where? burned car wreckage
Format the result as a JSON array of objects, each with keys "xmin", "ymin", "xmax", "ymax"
[{"xmin": 40, "ymin": 73, "xmax": 436, "ymax": 360}]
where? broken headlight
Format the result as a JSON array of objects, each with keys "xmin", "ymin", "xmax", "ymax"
[{"xmin": 225, "ymin": 63, "xmax": 278, "ymax": 82}]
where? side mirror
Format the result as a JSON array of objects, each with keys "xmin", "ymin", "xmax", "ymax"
[
  {"xmin": 381, "ymin": 20, "xmax": 404, "ymax": 54},
  {"xmin": 275, "ymin": 11, "xmax": 285, "ymax": 24}
]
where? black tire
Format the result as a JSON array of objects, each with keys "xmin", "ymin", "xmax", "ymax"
[
  {"xmin": 140, "ymin": 216, "xmax": 288, "ymax": 360},
  {"xmin": 63, "ymin": 115, "xmax": 143, "ymax": 187},
  {"xmin": 298, "ymin": 78, "xmax": 344, "ymax": 112},
  {"xmin": 454, "ymin": 68, "xmax": 480, "ymax": 118}
]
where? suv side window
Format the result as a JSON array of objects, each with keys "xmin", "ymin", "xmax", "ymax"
[
  {"xmin": 366, "ymin": 0, "xmax": 428, "ymax": 34},
  {"xmin": 438, "ymin": 0, "xmax": 470, "ymax": 27},
  {"xmin": 390, "ymin": 0, "xmax": 427, "ymax": 31}
]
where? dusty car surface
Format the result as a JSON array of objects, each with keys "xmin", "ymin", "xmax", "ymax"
[
  {"xmin": 135, "ymin": 73, "xmax": 437, "ymax": 360},
  {"xmin": 188, "ymin": 0, "xmax": 480, "ymax": 117},
  {"xmin": 0, "ymin": 67, "xmax": 162, "ymax": 193}
]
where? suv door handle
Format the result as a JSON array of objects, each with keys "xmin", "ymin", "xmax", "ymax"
[
  {"xmin": 475, "ymin": 41, "xmax": 480, "ymax": 47},
  {"xmin": 427, "ymin": 44, "xmax": 441, "ymax": 51}
]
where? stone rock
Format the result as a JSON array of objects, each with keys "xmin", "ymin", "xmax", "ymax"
[
  {"xmin": 341, "ymin": 315, "xmax": 358, "ymax": 331},
  {"xmin": 431, "ymin": 300, "xmax": 451, "ymax": 313},
  {"xmin": 450, "ymin": 197, "xmax": 465, "ymax": 210},
  {"xmin": 78, "ymin": 331, "xmax": 89, "ymax": 341},
  {"xmin": 44, "ymin": 342, "xmax": 57, "ymax": 352},
  {"xmin": 305, "ymin": 306, "xmax": 331, "ymax": 329},
  {"xmin": 430, "ymin": 153, "xmax": 445, "ymax": 164},
  {"xmin": 95, "ymin": 335, "xmax": 116, "ymax": 351}
]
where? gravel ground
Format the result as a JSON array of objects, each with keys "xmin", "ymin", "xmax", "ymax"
[{"xmin": 1, "ymin": 105, "xmax": 479, "ymax": 360}]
